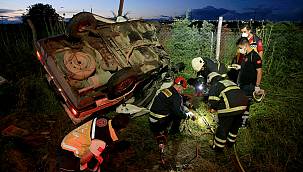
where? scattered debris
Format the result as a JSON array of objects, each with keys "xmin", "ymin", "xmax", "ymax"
[
  {"xmin": 1, "ymin": 124, "xmax": 29, "ymax": 137},
  {"xmin": 0, "ymin": 75, "xmax": 8, "ymax": 86}
]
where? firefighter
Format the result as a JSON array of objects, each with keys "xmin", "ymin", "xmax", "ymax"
[
  {"xmin": 59, "ymin": 114, "xmax": 130, "ymax": 171},
  {"xmin": 149, "ymin": 76, "xmax": 195, "ymax": 147},
  {"xmin": 206, "ymin": 72, "xmax": 248, "ymax": 151},
  {"xmin": 191, "ymin": 57, "xmax": 227, "ymax": 78}
]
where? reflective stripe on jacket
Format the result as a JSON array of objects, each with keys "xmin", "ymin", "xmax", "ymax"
[
  {"xmin": 208, "ymin": 79, "xmax": 248, "ymax": 116},
  {"xmin": 149, "ymin": 87, "xmax": 187, "ymax": 121}
]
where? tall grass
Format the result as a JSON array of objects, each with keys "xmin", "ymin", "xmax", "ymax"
[
  {"xmin": 0, "ymin": 22, "xmax": 66, "ymax": 115},
  {"xmin": 0, "ymin": 21, "xmax": 70, "ymax": 171},
  {"xmin": 235, "ymin": 22, "xmax": 303, "ymax": 171},
  {"xmin": 163, "ymin": 19, "xmax": 303, "ymax": 171},
  {"xmin": 42, "ymin": 19, "xmax": 66, "ymax": 38}
]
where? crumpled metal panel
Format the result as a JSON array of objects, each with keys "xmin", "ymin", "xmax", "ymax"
[{"xmin": 105, "ymin": 21, "xmax": 167, "ymax": 73}]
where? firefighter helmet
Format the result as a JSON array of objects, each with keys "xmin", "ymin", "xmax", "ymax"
[
  {"xmin": 174, "ymin": 76, "xmax": 187, "ymax": 88},
  {"xmin": 192, "ymin": 57, "xmax": 205, "ymax": 72}
]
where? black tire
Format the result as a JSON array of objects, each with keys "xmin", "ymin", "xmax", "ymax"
[
  {"xmin": 107, "ymin": 67, "xmax": 138, "ymax": 99},
  {"xmin": 66, "ymin": 12, "xmax": 97, "ymax": 39}
]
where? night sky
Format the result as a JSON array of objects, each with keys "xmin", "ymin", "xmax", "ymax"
[{"xmin": 0, "ymin": 0, "xmax": 302, "ymax": 21}]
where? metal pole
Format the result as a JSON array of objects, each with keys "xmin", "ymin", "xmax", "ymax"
[
  {"xmin": 210, "ymin": 31, "xmax": 214, "ymax": 57},
  {"xmin": 118, "ymin": 0, "xmax": 124, "ymax": 16},
  {"xmin": 216, "ymin": 16, "xmax": 223, "ymax": 60}
]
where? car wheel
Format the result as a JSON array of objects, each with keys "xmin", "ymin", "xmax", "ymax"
[
  {"xmin": 66, "ymin": 12, "xmax": 97, "ymax": 39},
  {"xmin": 107, "ymin": 67, "xmax": 138, "ymax": 100}
]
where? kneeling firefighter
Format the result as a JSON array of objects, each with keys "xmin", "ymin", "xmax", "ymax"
[
  {"xmin": 207, "ymin": 72, "xmax": 248, "ymax": 150},
  {"xmin": 60, "ymin": 114, "xmax": 130, "ymax": 171},
  {"xmin": 148, "ymin": 76, "xmax": 195, "ymax": 147}
]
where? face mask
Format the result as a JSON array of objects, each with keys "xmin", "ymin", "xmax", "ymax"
[
  {"xmin": 239, "ymin": 47, "xmax": 246, "ymax": 54},
  {"xmin": 241, "ymin": 33, "xmax": 248, "ymax": 38}
]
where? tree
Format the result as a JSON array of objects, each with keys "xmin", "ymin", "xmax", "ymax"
[{"xmin": 23, "ymin": 3, "xmax": 62, "ymax": 38}]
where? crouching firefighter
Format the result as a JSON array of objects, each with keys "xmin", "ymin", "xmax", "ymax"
[
  {"xmin": 206, "ymin": 72, "xmax": 248, "ymax": 151},
  {"xmin": 148, "ymin": 76, "xmax": 195, "ymax": 149},
  {"xmin": 59, "ymin": 114, "xmax": 130, "ymax": 171}
]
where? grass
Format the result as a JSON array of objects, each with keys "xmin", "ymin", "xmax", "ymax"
[
  {"xmin": 159, "ymin": 20, "xmax": 303, "ymax": 172},
  {"xmin": 237, "ymin": 78, "xmax": 303, "ymax": 171},
  {"xmin": 231, "ymin": 23, "xmax": 303, "ymax": 172},
  {"xmin": 0, "ymin": 23, "xmax": 70, "ymax": 171}
]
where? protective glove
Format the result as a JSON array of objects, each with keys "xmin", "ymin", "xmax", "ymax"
[
  {"xmin": 228, "ymin": 64, "xmax": 241, "ymax": 70},
  {"xmin": 254, "ymin": 86, "xmax": 261, "ymax": 93},
  {"xmin": 253, "ymin": 87, "xmax": 265, "ymax": 102},
  {"xmin": 87, "ymin": 156, "xmax": 102, "ymax": 170},
  {"xmin": 185, "ymin": 101, "xmax": 193, "ymax": 109},
  {"xmin": 209, "ymin": 109, "xmax": 217, "ymax": 113},
  {"xmin": 185, "ymin": 111, "xmax": 196, "ymax": 121}
]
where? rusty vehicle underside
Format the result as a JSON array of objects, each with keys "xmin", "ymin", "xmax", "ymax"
[{"xmin": 31, "ymin": 12, "xmax": 170, "ymax": 123}]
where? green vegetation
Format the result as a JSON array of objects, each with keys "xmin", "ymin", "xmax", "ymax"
[
  {"xmin": 237, "ymin": 22, "xmax": 303, "ymax": 171},
  {"xmin": 164, "ymin": 20, "xmax": 303, "ymax": 171},
  {"xmin": 23, "ymin": 3, "xmax": 66, "ymax": 39},
  {"xmin": 0, "ymin": 18, "xmax": 69, "ymax": 171},
  {"xmin": 165, "ymin": 19, "xmax": 214, "ymax": 75}
]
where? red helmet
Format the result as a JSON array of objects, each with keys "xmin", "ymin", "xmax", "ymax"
[{"xmin": 174, "ymin": 76, "xmax": 187, "ymax": 88}]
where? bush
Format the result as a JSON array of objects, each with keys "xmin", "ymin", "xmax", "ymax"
[{"xmin": 165, "ymin": 19, "xmax": 214, "ymax": 73}]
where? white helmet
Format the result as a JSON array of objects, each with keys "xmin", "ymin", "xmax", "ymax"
[{"xmin": 191, "ymin": 57, "xmax": 205, "ymax": 72}]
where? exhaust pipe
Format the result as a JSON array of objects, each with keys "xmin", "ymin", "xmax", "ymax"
[
  {"xmin": 118, "ymin": 0, "xmax": 124, "ymax": 17},
  {"xmin": 116, "ymin": 0, "xmax": 127, "ymax": 22}
]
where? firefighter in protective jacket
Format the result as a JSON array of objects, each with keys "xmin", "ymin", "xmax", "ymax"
[
  {"xmin": 149, "ymin": 76, "xmax": 194, "ymax": 145},
  {"xmin": 60, "ymin": 114, "xmax": 130, "ymax": 171},
  {"xmin": 207, "ymin": 72, "xmax": 248, "ymax": 150}
]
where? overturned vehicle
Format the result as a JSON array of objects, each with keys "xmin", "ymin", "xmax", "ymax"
[{"xmin": 30, "ymin": 12, "xmax": 173, "ymax": 123}]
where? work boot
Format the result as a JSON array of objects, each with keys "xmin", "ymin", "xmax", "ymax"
[
  {"xmin": 170, "ymin": 119, "xmax": 181, "ymax": 135},
  {"xmin": 226, "ymin": 141, "xmax": 235, "ymax": 148},
  {"xmin": 209, "ymin": 140, "xmax": 224, "ymax": 152},
  {"xmin": 169, "ymin": 128, "xmax": 181, "ymax": 135},
  {"xmin": 241, "ymin": 115, "xmax": 249, "ymax": 128}
]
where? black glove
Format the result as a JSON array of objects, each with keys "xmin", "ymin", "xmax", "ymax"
[
  {"xmin": 187, "ymin": 78, "xmax": 196, "ymax": 86},
  {"xmin": 87, "ymin": 156, "xmax": 99, "ymax": 169}
]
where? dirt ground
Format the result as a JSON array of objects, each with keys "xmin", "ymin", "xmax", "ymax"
[{"xmin": 0, "ymin": 96, "xmax": 243, "ymax": 172}]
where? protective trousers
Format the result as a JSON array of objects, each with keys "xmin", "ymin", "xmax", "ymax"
[
  {"xmin": 213, "ymin": 115, "xmax": 243, "ymax": 150},
  {"xmin": 240, "ymin": 84, "xmax": 254, "ymax": 127}
]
